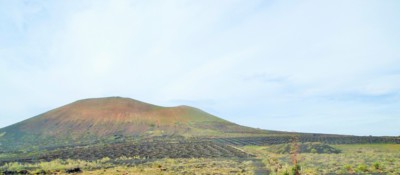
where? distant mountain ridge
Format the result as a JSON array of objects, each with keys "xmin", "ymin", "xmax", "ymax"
[{"xmin": 0, "ymin": 97, "xmax": 270, "ymax": 151}]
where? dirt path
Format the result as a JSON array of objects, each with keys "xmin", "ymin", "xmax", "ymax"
[
  {"xmin": 228, "ymin": 145, "xmax": 270, "ymax": 174},
  {"xmin": 251, "ymin": 158, "xmax": 270, "ymax": 175}
]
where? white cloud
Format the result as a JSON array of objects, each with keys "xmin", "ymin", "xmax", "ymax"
[{"xmin": 0, "ymin": 0, "xmax": 399, "ymax": 136}]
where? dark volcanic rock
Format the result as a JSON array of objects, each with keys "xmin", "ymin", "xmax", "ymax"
[{"xmin": 65, "ymin": 167, "xmax": 82, "ymax": 174}]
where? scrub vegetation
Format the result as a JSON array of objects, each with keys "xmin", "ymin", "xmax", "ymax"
[
  {"xmin": 0, "ymin": 158, "xmax": 254, "ymax": 175},
  {"xmin": 243, "ymin": 144, "xmax": 400, "ymax": 175}
]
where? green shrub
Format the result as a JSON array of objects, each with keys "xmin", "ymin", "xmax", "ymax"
[
  {"xmin": 99, "ymin": 157, "xmax": 111, "ymax": 163},
  {"xmin": 356, "ymin": 164, "xmax": 368, "ymax": 172},
  {"xmin": 4, "ymin": 162, "xmax": 25, "ymax": 171},
  {"xmin": 310, "ymin": 148, "xmax": 317, "ymax": 154},
  {"xmin": 373, "ymin": 162, "xmax": 381, "ymax": 170},
  {"xmin": 343, "ymin": 164, "xmax": 352, "ymax": 172},
  {"xmin": 291, "ymin": 164, "xmax": 301, "ymax": 175}
]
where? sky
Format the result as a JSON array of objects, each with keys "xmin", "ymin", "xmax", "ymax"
[{"xmin": 0, "ymin": 0, "xmax": 399, "ymax": 136}]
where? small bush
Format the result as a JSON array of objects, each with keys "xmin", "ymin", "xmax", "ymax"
[
  {"xmin": 343, "ymin": 164, "xmax": 352, "ymax": 172},
  {"xmin": 99, "ymin": 157, "xmax": 111, "ymax": 163},
  {"xmin": 356, "ymin": 164, "xmax": 368, "ymax": 172},
  {"xmin": 3, "ymin": 162, "xmax": 25, "ymax": 171},
  {"xmin": 373, "ymin": 162, "xmax": 381, "ymax": 170}
]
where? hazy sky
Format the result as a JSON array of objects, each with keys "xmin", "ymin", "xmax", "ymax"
[{"xmin": 1, "ymin": 0, "xmax": 399, "ymax": 136}]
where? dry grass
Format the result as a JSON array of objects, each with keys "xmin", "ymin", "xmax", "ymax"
[
  {"xmin": 243, "ymin": 144, "xmax": 400, "ymax": 175},
  {"xmin": 1, "ymin": 158, "xmax": 254, "ymax": 175}
]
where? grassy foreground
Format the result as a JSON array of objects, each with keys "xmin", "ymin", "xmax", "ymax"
[
  {"xmin": 1, "ymin": 158, "xmax": 254, "ymax": 175},
  {"xmin": 2, "ymin": 143, "xmax": 400, "ymax": 174},
  {"xmin": 243, "ymin": 144, "xmax": 400, "ymax": 175}
]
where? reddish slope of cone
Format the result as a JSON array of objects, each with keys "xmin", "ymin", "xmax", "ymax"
[{"xmin": 0, "ymin": 97, "xmax": 268, "ymax": 150}]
